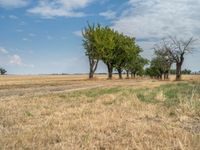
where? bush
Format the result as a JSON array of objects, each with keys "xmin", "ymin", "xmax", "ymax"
[{"xmin": 0, "ymin": 68, "xmax": 7, "ymax": 75}]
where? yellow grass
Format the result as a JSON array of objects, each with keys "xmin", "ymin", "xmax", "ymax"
[{"xmin": 0, "ymin": 75, "xmax": 200, "ymax": 149}]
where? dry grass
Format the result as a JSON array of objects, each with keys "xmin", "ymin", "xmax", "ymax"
[{"xmin": 0, "ymin": 75, "xmax": 200, "ymax": 149}]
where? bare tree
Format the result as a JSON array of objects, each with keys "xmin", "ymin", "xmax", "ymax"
[{"xmin": 164, "ymin": 36, "xmax": 196, "ymax": 80}]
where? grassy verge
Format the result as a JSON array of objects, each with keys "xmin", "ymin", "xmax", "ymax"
[{"xmin": 58, "ymin": 81, "xmax": 200, "ymax": 116}]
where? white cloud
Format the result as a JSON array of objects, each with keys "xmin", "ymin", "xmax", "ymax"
[
  {"xmin": 9, "ymin": 15, "xmax": 18, "ymax": 19},
  {"xmin": 73, "ymin": 30, "xmax": 82, "ymax": 37},
  {"xmin": 22, "ymin": 38, "xmax": 30, "ymax": 41},
  {"xmin": 27, "ymin": 0, "xmax": 94, "ymax": 18},
  {"xmin": 29, "ymin": 33, "xmax": 36, "ymax": 37},
  {"xmin": 0, "ymin": 47, "xmax": 8, "ymax": 54},
  {"xmin": 9, "ymin": 54, "xmax": 34, "ymax": 68},
  {"xmin": 0, "ymin": 0, "xmax": 29, "ymax": 8},
  {"xmin": 99, "ymin": 10, "xmax": 116, "ymax": 19},
  {"xmin": 112, "ymin": 0, "xmax": 200, "ymax": 60},
  {"xmin": 10, "ymin": 54, "xmax": 22, "ymax": 65},
  {"xmin": 19, "ymin": 21, "xmax": 26, "ymax": 26}
]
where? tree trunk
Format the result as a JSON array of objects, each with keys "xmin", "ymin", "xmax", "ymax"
[
  {"xmin": 107, "ymin": 63, "xmax": 113, "ymax": 79},
  {"xmin": 176, "ymin": 55, "xmax": 184, "ymax": 81},
  {"xmin": 166, "ymin": 73, "xmax": 169, "ymax": 79},
  {"xmin": 117, "ymin": 68, "xmax": 123, "ymax": 79},
  {"xmin": 164, "ymin": 70, "xmax": 169, "ymax": 80},
  {"xmin": 126, "ymin": 70, "xmax": 130, "ymax": 79},
  {"xmin": 164, "ymin": 73, "xmax": 167, "ymax": 80},
  {"xmin": 89, "ymin": 71, "xmax": 94, "ymax": 79},
  {"xmin": 131, "ymin": 73, "xmax": 133, "ymax": 79},
  {"xmin": 88, "ymin": 58, "xmax": 99, "ymax": 79},
  {"xmin": 176, "ymin": 63, "xmax": 182, "ymax": 80},
  {"xmin": 131, "ymin": 72, "xmax": 136, "ymax": 79}
]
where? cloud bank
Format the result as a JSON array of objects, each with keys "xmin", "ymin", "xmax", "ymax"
[
  {"xmin": 27, "ymin": 0, "xmax": 95, "ymax": 18},
  {"xmin": 0, "ymin": 0, "xmax": 29, "ymax": 8},
  {"xmin": 113, "ymin": 0, "xmax": 200, "ymax": 39}
]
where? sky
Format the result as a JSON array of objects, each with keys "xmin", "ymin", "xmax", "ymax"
[{"xmin": 0, "ymin": 0, "xmax": 200, "ymax": 74}]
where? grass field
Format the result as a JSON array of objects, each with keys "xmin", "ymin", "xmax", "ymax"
[{"xmin": 0, "ymin": 75, "xmax": 200, "ymax": 149}]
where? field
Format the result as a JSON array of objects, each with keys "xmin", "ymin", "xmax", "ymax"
[{"xmin": 0, "ymin": 75, "xmax": 200, "ymax": 149}]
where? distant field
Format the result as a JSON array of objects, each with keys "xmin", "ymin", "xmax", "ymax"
[{"xmin": 0, "ymin": 75, "xmax": 200, "ymax": 149}]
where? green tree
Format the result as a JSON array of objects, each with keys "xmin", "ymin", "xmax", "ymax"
[
  {"xmin": 153, "ymin": 44, "xmax": 174, "ymax": 80},
  {"xmin": 181, "ymin": 69, "xmax": 192, "ymax": 74},
  {"xmin": 83, "ymin": 23, "xmax": 144, "ymax": 80},
  {"xmin": 0, "ymin": 68, "xmax": 7, "ymax": 75},
  {"xmin": 121, "ymin": 40, "xmax": 142, "ymax": 79},
  {"xmin": 113, "ymin": 33, "xmax": 127, "ymax": 79},
  {"xmin": 113, "ymin": 34, "xmax": 140, "ymax": 79},
  {"xmin": 82, "ymin": 23, "xmax": 101, "ymax": 79},
  {"xmin": 145, "ymin": 66, "xmax": 160, "ymax": 79},
  {"xmin": 150, "ymin": 58, "xmax": 164, "ymax": 79},
  {"xmin": 129, "ymin": 56, "xmax": 148, "ymax": 78},
  {"xmin": 146, "ymin": 55, "xmax": 170, "ymax": 80},
  {"xmin": 93, "ymin": 26, "xmax": 116, "ymax": 79}
]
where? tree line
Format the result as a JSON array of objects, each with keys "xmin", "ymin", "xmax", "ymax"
[
  {"xmin": 82, "ymin": 23, "xmax": 148, "ymax": 79},
  {"xmin": 146, "ymin": 37, "xmax": 196, "ymax": 80},
  {"xmin": 83, "ymin": 24, "xmax": 196, "ymax": 80}
]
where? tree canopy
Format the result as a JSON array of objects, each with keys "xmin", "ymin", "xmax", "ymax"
[
  {"xmin": 83, "ymin": 23, "xmax": 196, "ymax": 81},
  {"xmin": 83, "ymin": 23, "xmax": 146, "ymax": 79}
]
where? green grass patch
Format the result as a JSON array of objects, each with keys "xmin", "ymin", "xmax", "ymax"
[
  {"xmin": 136, "ymin": 90, "xmax": 158, "ymax": 103},
  {"xmin": 135, "ymin": 82, "xmax": 200, "ymax": 113},
  {"xmin": 56, "ymin": 81, "xmax": 200, "ymax": 115},
  {"xmin": 24, "ymin": 111, "xmax": 33, "ymax": 117}
]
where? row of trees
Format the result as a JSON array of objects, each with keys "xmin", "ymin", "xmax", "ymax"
[
  {"xmin": 146, "ymin": 36, "xmax": 196, "ymax": 80},
  {"xmin": 83, "ymin": 23, "xmax": 196, "ymax": 80},
  {"xmin": 170, "ymin": 69, "xmax": 192, "ymax": 75},
  {"xmin": 82, "ymin": 24, "xmax": 148, "ymax": 79}
]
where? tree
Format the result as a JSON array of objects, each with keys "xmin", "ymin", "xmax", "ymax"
[
  {"xmin": 146, "ymin": 43, "xmax": 174, "ymax": 80},
  {"xmin": 113, "ymin": 34, "xmax": 140, "ymax": 79},
  {"xmin": 150, "ymin": 58, "xmax": 164, "ymax": 79},
  {"xmin": 94, "ymin": 26, "xmax": 116, "ymax": 79},
  {"xmin": 145, "ymin": 66, "xmax": 161, "ymax": 79},
  {"xmin": 82, "ymin": 23, "xmax": 101, "ymax": 79},
  {"xmin": 82, "ymin": 23, "xmax": 143, "ymax": 80},
  {"xmin": 128, "ymin": 55, "xmax": 148, "ymax": 78},
  {"xmin": 181, "ymin": 69, "xmax": 192, "ymax": 75},
  {"xmin": 0, "ymin": 68, "xmax": 7, "ymax": 75},
  {"xmin": 153, "ymin": 43, "xmax": 174, "ymax": 80},
  {"xmin": 113, "ymin": 33, "xmax": 128, "ymax": 79},
  {"xmin": 164, "ymin": 36, "xmax": 196, "ymax": 80},
  {"xmin": 170, "ymin": 69, "xmax": 176, "ymax": 75},
  {"xmin": 123, "ymin": 41, "xmax": 142, "ymax": 79}
]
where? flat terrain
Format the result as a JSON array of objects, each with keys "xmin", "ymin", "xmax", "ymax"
[
  {"xmin": 0, "ymin": 75, "xmax": 170, "ymax": 99},
  {"xmin": 0, "ymin": 75, "xmax": 200, "ymax": 149}
]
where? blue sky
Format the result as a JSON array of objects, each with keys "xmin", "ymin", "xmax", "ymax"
[{"xmin": 0, "ymin": 0, "xmax": 200, "ymax": 74}]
